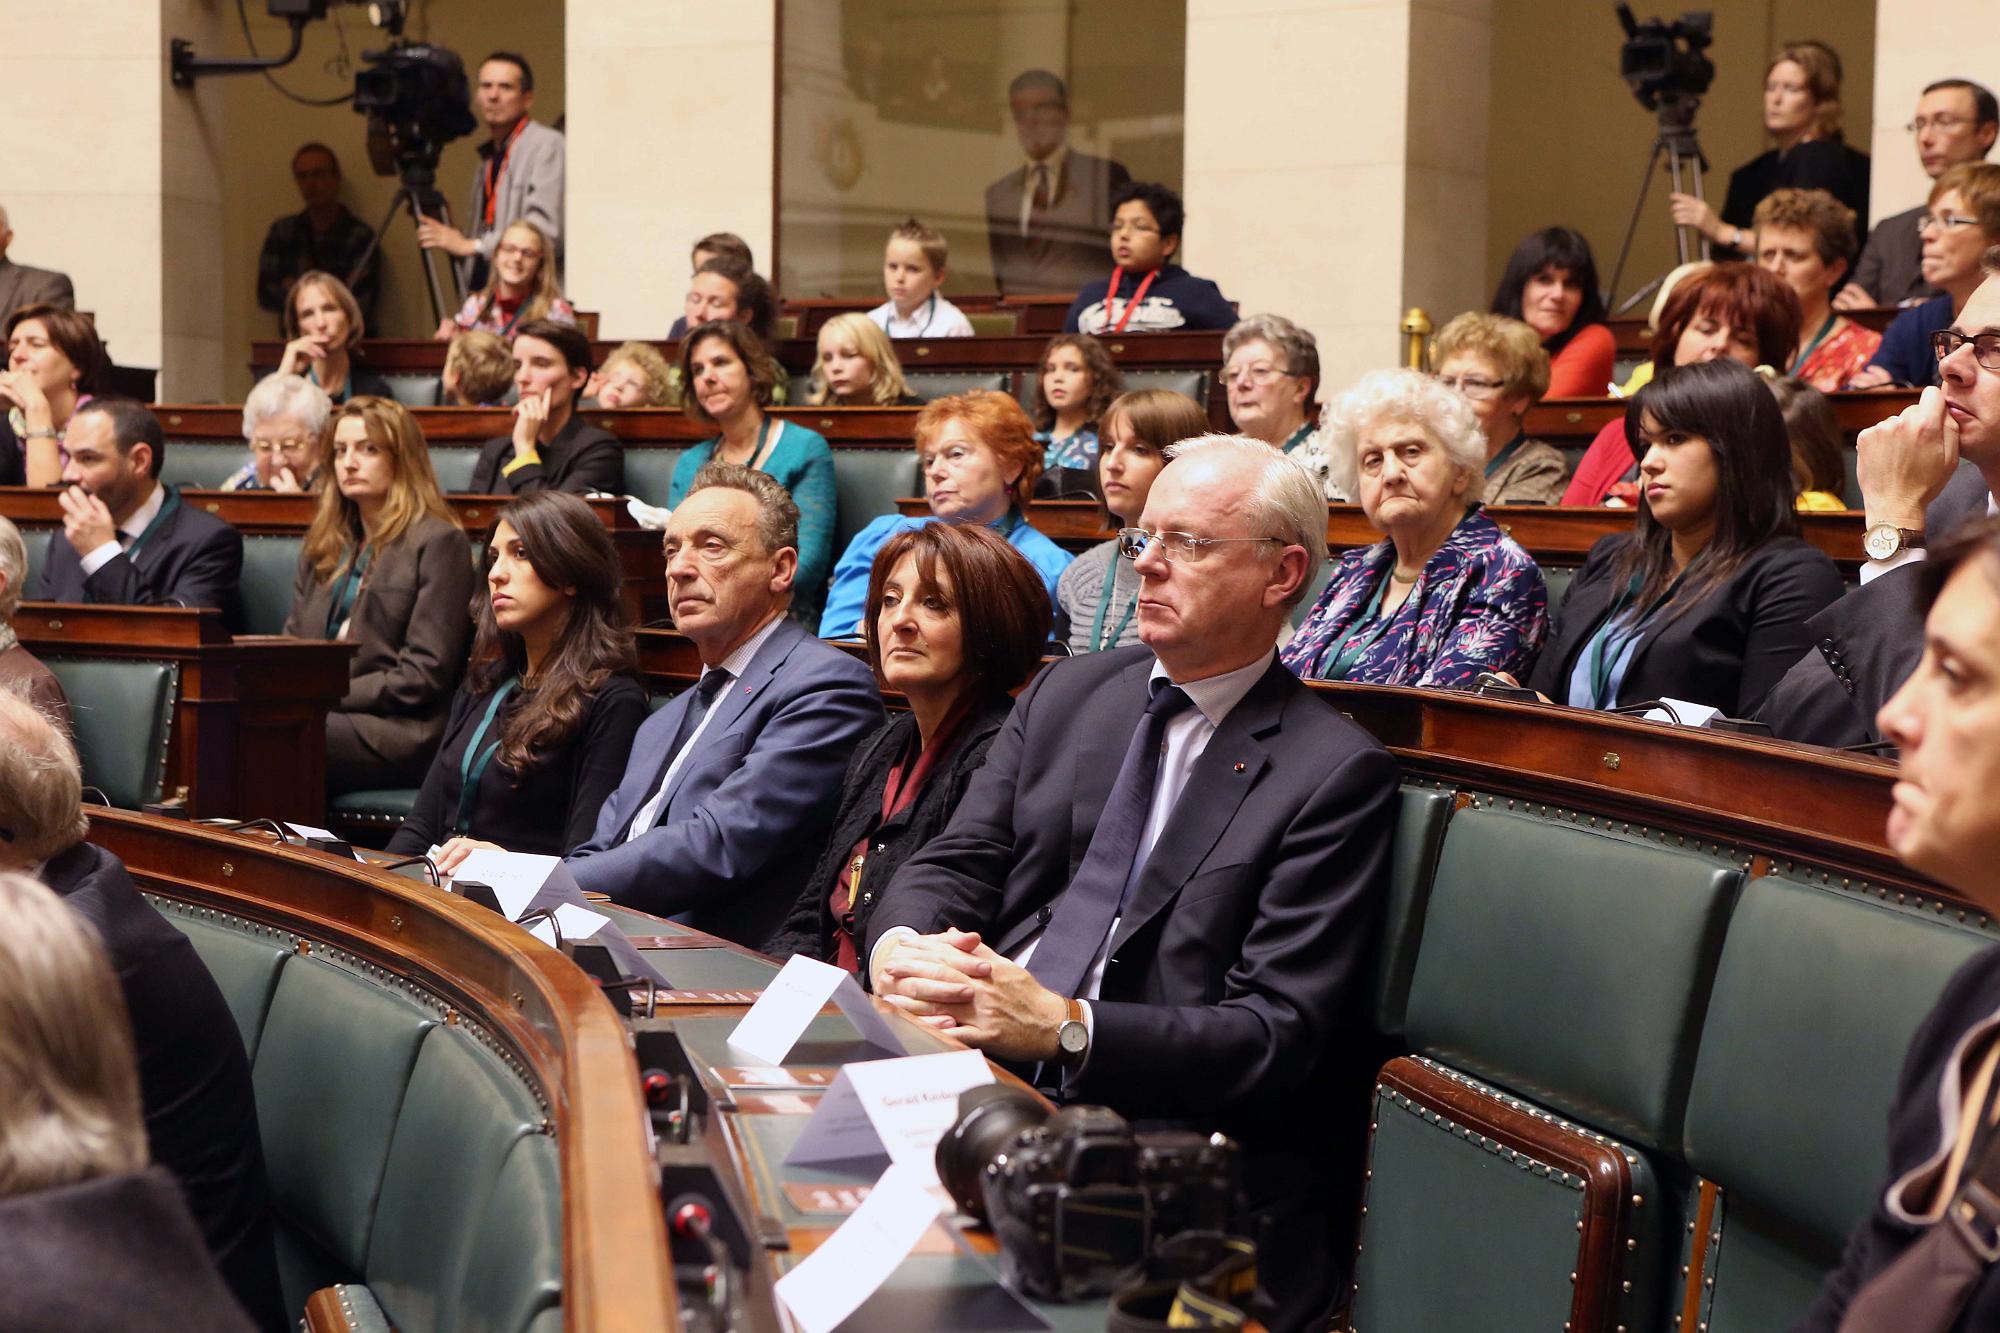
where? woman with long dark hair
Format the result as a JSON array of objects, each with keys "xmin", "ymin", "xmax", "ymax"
[
  {"xmin": 1490, "ymin": 227, "xmax": 1615, "ymax": 398},
  {"xmin": 1526, "ymin": 358, "xmax": 1843, "ymax": 716},
  {"xmin": 387, "ymin": 490, "xmax": 648, "ymax": 866}
]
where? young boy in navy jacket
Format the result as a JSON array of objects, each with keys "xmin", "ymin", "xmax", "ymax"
[{"xmin": 1063, "ymin": 181, "xmax": 1235, "ymax": 334}]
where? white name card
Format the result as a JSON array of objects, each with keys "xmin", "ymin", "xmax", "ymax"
[
  {"xmin": 786, "ymin": 1048, "xmax": 994, "ymax": 1184},
  {"xmin": 726, "ymin": 954, "xmax": 903, "ymax": 1064},
  {"xmin": 773, "ymin": 1162, "xmax": 941, "ymax": 1333}
]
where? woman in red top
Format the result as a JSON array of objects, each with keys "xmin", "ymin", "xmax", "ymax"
[
  {"xmin": 1562, "ymin": 264, "xmax": 1800, "ymax": 506},
  {"xmin": 1490, "ymin": 227, "xmax": 1617, "ymax": 398}
]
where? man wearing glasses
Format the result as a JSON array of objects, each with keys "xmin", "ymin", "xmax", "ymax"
[
  {"xmin": 1840, "ymin": 80, "xmax": 1998, "ymax": 312},
  {"xmin": 867, "ymin": 436, "xmax": 1397, "ymax": 1328},
  {"xmin": 1760, "ymin": 254, "xmax": 2000, "ymax": 745}
]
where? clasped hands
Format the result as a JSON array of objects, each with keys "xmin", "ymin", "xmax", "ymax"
[{"xmin": 872, "ymin": 928, "xmax": 1068, "ymax": 1062}]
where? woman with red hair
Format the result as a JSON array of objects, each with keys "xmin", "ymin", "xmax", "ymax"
[{"xmin": 1561, "ymin": 264, "xmax": 1801, "ymax": 506}]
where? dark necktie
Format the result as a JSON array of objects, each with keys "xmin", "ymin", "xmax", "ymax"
[
  {"xmin": 666, "ymin": 668, "xmax": 731, "ymax": 765},
  {"xmin": 1028, "ymin": 679, "xmax": 1195, "ymax": 1000}
]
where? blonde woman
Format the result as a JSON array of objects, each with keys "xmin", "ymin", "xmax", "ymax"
[
  {"xmin": 808, "ymin": 312, "xmax": 922, "ymax": 407},
  {"xmin": 434, "ymin": 219, "xmax": 576, "ymax": 340},
  {"xmin": 286, "ymin": 396, "xmax": 475, "ymax": 792},
  {"xmin": 280, "ymin": 270, "xmax": 390, "ymax": 403}
]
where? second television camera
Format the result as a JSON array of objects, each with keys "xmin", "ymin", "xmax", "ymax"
[{"xmin": 353, "ymin": 41, "xmax": 477, "ymax": 182}]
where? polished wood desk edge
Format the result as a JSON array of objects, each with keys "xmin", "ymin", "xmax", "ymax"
[
  {"xmin": 0, "ymin": 487, "xmax": 646, "ymax": 533},
  {"xmin": 87, "ymin": 811, "xmax": 680, "ymax": 1333}
]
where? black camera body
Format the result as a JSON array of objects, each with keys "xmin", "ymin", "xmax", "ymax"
[
  {"xmin": 935, "ymin": 1088, "xmax": 1242, "ymax": 1302},
  {"xmin": 1615, "ymin": 5, "xmax": 1715, "ymax": 114},
  {"xmin": 353, "ymin": 41, "xmax": 477, "ymax": 181}
]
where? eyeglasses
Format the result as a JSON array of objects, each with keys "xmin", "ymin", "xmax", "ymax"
[
  {"xmin": 1435, "ymin": 372, "xmax": 1507, "ymax": 400},
  {"xmin": 250, "ymin": 437, "xmax": 314, "ymax": 455},
  {"xmin": 1931, "ymin": 328, "xmax": 2000, "ymax": 371},
  {"xmin": 1917, "ymin": 212, "xmax": 1982, "ymax": 235},
  {"xmin": 1217, "ymin": 364, "xmax": 1292, "ymax": 389},
  {"xmin": 1908, "ymin": 115, "xmax": 1974, "ymax": 134},
  {"xmin": 1117, "ymin": 527, "xmax": 1282, "ymax": 564}
]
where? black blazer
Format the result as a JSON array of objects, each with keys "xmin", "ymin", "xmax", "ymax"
[
  {"xmin": 41, "ymin": 841, "xmax": 285, "ymax": 1331},
  {"xmin": 1528, "ymin": 533, "xmax": 1844, "ymax": 717},
  {"xmin": 34, "ymin": 486, "xmax": 244, "ymax": 628},
  {"xmin": 866, "ymin": 647, "xmax": 1397, "ymax": 1326},
  {"xmin": 1759, "ymin": 464, "xmax": 1991, "ymax": 748},
  {"xmin": 385, "ymin": 673, "xmax": 650, "ymax": 857},
  {"xmin": 1795, "ymin": 946, "xmax": 2000, "ymax": 1330},
  {"xmin": 765, "ymin": 697, "xmax": 1011, "ymax": 966},
  {"xmin": 468, "ymin": 414, "xmax": 624, "ymax": 496}
]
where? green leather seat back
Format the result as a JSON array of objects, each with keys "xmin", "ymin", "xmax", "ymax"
[
  {"xmin": 907, "ymin": 371, "xmax": 1010, "ymax": 403},
  {"xmin": 1372, "ymin": 785, "xmax": 1454, "ymax": 1036},
  {"xmin": 254, "ymin": 953, "xmax": 436, "ymax": 1311},
  {"xmin": 240, "ymin": 534, "xmax": 305, "ymax": 636},
  {"xmin": 366, "ymin": 1027, "xmax": 546, "ymax": 1331},
  {"xmin": 459, "ymin": 1131, "xmax": 564, "ymax": 1333},
  {"xmin": 1542, "ymin": 563, "xmax": 1577, "ymax": 611},
  {"xmin": 1404, "ymin": 805, "xmax": 1741, "ymax": 1151},
  {"xmin": 832, "ymin": 448, "xmax": 922, "ymax": 554},
  {"xmin": 429, "ymin": 446, "xmax": 481, "ymax": 494},
  {"xmin": 1120, "ymin": 368, "xmax": 1210, "ymax": 408},
  {"xmin": 382, "ymin": 373, "xmax": 441, "ymax": 408},
  {"xmin": 163, "ymin": 442, "xmax": 251, "ymax": 489},
  {"xmin": 1690, "ymin": 1192, "xmax": 1840, "ymax": 1333},
  {"xmin": 44, "ymin": 657, "xmax": 175, "ymax": 809},
  {"xmin": 1683, "ymin": 876, "xmax": 1991, "ymax": 1261},
  {"xmin": 622, "ymin": 447, "xmax": 685, "ymax": 507},
  {"xmin": 19, "ymin": 524, "xmax": 51, "ymax": 585},
  {"xmin": 165, "ymin": 910, "xmax": 291, "ymax": 1061}
]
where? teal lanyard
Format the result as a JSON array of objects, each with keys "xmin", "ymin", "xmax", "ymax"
[
  {"xmin": 1789, "ymin": 313, "xmax": 1839, "ymax": 374},
  {"xmin": 1584, "ymin": 569, "xmax": 1688, "ymax": 708},
  {"xmin": 1322, "ymin": 573, "xmax": 1397, "ymax": 681},
  {"xmin": 1281, "ymin": 421, "xmax": 1314, "ymax": 454},
  {"xmin": 325, "ymin": 544, "xmax": 373, "ymax": 638},
  {"xmin": 454, "ymin": 677, "xmax": 520, "ymax": 836},
  {"xmin": 1087, "ymin": 565, "xmax": 1138, "ymax": 652},
  {"xmin": 1485, "ymin": 433, "xmax": 1525, "ymax": 478},
  {"xmin": 124, "ymin": 486, "xmax": 181, "ymax": 561}
]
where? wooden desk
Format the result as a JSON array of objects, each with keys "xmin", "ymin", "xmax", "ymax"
[
  {"xmin": 1604, "ymin": 308, "xmax": 1899, "ymax": 356},
  {"xmin": 154, "ymin": 403, "xmax": 925, "ymax": 450},
  {"xmin": 1524, "ymin": 388, "xmax": 1920, "ymax": 448},
  {"xmin": 12, "ymin": 604, "xmax": 352, "ymax": 821}
]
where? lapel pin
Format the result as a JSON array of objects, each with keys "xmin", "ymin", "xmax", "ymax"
[{"xmin": 1233, "ymin": 762, "xmax": 1246, "ymax": 773}]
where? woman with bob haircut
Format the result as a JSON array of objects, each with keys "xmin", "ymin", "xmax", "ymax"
[
  {"xmin": 808, "ymin": 312, "xmax": 922, "ymax": 407},
  {"xmin": 279, "ymin": 269, "xmax": 391, "ymax": 404},
  {"xmin": 767, "ymin": 522, "xmax": 1051, "ymax": 971},
  {"xmin": 435, "ymin": 219, "xmax": 576, "ymax": 340},
  {"xmin": 818, "ymin": 390, "xmax": 1072, "ymax": 637},
  {"xmin": 1221, "ymin": 313, "xmax": 1335, "ymax": 496},
  {"xmin": 1524, "ymin": 358, "xmax": 1843, "ymax": 715},
  {"xmin": 1563, "ymin": 263, "xmax": 1802, "ymax": 505},
  {"xmin": 1054, "ymin": 388, "xmax": 1207, "ymax": 654},
  {"xmin": 1430, "ymin": 312, "xmax": 1569, "ymax": 505},
  {"xmin": 1283, "ymin": 368, "xmax": 1548, "ymax": 686},
  {"xmin": 1751, "ymin": 187, "xmax": 1879, "ymax": 389},
  {"xmin": 0, "ymin": 872, "xmax": 256, "ymax": 1331},
  {"xmin": 286, "ymin": 396, "xmax": 477, "ymax": 794},
  {"xmin": 387, "ymin": 491, "xmax": 649, "ymax": 866},
  {"xmin": 669, "ymin": 320, "xmax": 837, "ymax": 611},
  {"xmin": 0, "ymin": 302, "xmax": 108, "ymax": 488},
  {"xmin": 1490, "ymin": 226, "xmax": 1617, "ymax": 398}
]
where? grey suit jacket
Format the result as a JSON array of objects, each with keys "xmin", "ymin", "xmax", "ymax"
[
  {"xmin": 0, "ymin": 257, "xmax": 74, "ymax": 329},
  {"xmin": 1851, "ymin": 205, "xmax": 1933, "ymax": 308},
  {"xmin": 464, "ymin": 119, "xmax": 565, "ymax": 286},
  {"xmin": 984, "ymin": 150, "xmax": 1130, "ymax": 296},
  {"xmin": 566, "ymin": 617, "xmax": 884, "ymax": 948}
]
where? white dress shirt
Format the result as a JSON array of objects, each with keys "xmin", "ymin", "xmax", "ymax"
[
  {"xmin": 1018, "ymin": 145, "xmax": 1070, "ymax": 237},
  {"xmin": 78, "ymin": 483, "xmax": 166, "ymax": 577},
  {"xmin": 622, "ymin": 612, "xmax": 786, "ymax": 840}
]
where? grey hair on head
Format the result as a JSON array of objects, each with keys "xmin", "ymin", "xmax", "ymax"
[
  {"xmin": 1162, "ymin": 434, "xmax": 1327, "ymax": 605},
  {"xmin": 0, "ymin": 517, "xmax": 24, "ymax": 619},
  {"xmin": 240, "ymin": 373, "xmax": 333, "ymax": 443}
]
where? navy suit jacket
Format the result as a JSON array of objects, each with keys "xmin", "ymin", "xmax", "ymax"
[
  {"xmin": 566, "ymin": 616, "xmax": 883, "ymax": 947},
  {"xmin": 35, "ymin": 486, "xmax": 244, "ymax": 629}
]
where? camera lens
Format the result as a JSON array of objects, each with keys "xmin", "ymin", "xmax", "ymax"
[{"xmin": 933, "ymin": 1085, "xmax": 1048, "ymax": 1219}]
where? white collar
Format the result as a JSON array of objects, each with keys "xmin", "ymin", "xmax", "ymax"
[
  {"xmin": 120, "ymin": 483, "xmax": 167, "ymax": 541},
  {"xmin": 1148, "ymin": 648, "xmax": 1273, "ymax": 727},
  {"xmin": 1025, "ymin": 143, "xmax": 1070, "ymax": 181},
  {"xmin": 707, "ymin": 610, "xmax": 787, "ymax": 679}
]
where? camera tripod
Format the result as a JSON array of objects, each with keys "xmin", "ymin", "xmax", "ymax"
[
  {"xmin": 1605, "ymin": 93, "xmax": 1711, "ymax": 315},
  {"xmin": 346, "ymin": 166, "xmax": 461, "ymax": 331}
]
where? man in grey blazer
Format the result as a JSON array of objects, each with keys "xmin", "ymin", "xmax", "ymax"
[
  {"xmin": 1838, "ymin": 80, "xmax": 1997, "ymax": 310},
  {"xmin": 416, "ymin": 51, "xmax": 564, "ymax": 291},
  {"xmin": 0, "ymin": 203, "xmax": 75, "ymax": 331},
  {"xmin": 984, "ymin": 70, "xmax": 1131, "ymax": 296},
  {"xmin": 566, "ymin": 464, "xmax": 882, "ymax": 948}
]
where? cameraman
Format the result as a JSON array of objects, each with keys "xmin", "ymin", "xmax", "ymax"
[
  {"xmin": 1670, "ymin": 41, "xmax": 1870, "ymax": 261},
  {"xmin": 416, "ymin": 51, "xmax": 563, "ymax": 290}
]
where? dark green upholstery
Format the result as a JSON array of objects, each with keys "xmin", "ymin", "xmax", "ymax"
[
  {"xmin": 831, "ymin": 447, "xmax": 922, "ymax": 553},
  {"xmin": 383, "ymin": 374, "xmax": 442, "ymax": 409},
  {"xmin": 1119, "ymin": 368, "xmax": 1209, "ymax": 408},
  {"xmin": 330, "ymin": 788, "xmax": 420, "ymax": 827},
  {"xmin": 622, "ymin": 446, "xmax": 686, "ymax": 507},
  {"xmin": 241, "ymin": 534, "xmax": 306, "ymax": 635},
  {"xmin": 1371, "ymin": 785, "xmax": 1454, "ymax": 1036},
  {"xmin": 365, "ymin": 1028, "xmax": 545, "ymax": 1331},
  {"xmin": 19, "ymin": 524, "xmax": 51, "ymax": 585},
  {"xmin": 1541, "ymin": 563, "xmax": 1577, "ymax": 611},
  {"xmin": 458, "ymin": 1132, "xmax": 564, "ymax": 1333},
  {"xmin": 906, "ymin": 371, "xmax": 1010, "ymax": 402},
  {"xmin": 429, "ymin": 446, "xmax": 481, "ymax": 493},
  {"xmin": 163, "ymin": 441, "xmax": 250, "ymax": 489},
  {"xmin": 44, "ymin": 656, "xmax": 176, "ymax": 810},
  {"xmin": 162, "ymin": 908, "xmax": 291, "ymax": 1061},
  {"xmin": 1403, "ymin": 806, "xmax": 1741, "ymax": 1150},
  {"xmin": 1689, "ymin": 1194, "xmax": 1837, "ymax": 1333},
  {"xmin": 1291, "ymin": 560, "xmax": 1335, "ymax": 629}
]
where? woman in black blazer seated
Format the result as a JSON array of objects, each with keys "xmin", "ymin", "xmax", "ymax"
[
  {"xmin": 286, "ymin": 396, "xmax": 476, "ymax": 794},
  {"xmin": 766, "ymin": 520, "xmax": 1052, "ymax": 971},
  {"xmin": 387, "ymin": 491, "xmax": 648, "ymax": 867},
  {"xmin": 1525, "ymin": 359, "xmax": 1844, "ymax": 717}
]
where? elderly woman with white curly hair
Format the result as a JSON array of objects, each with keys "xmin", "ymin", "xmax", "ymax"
[
  {"xmin": 221, "ymin": 372, "xmax": 332, "ymax": 493},
  {"xmin": 1281, "ymin": 368, "xmax": 1548, "ymax": 686}
]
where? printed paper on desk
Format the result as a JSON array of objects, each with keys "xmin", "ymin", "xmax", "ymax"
[
  {"xmin": 284, "ymin": 822, "xmax": 340, "ymax": 842},
  {"xmin": 526, "ymin": 903, "xmax": 613, "ymax": 948},
  {"xmin": 448, "ymin": 850, "xmax": 559, "ymax": 918},
  {"xmin": 773, "ymin": 1162, "xmax": 940, "ymax": 1333},
  {"xmin": 726, "ymin": 954, "xmax": 903, "ymax": 1064},
  {"xmin": 1644, "ymin": 697, "xmax": 1723, "ymax": 728},
  {"xmin": 785, "ymin": 1048, "xmax": 993, "ymax": 1182}
]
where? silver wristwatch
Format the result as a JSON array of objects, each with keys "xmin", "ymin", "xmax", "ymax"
[{"xmin": 1055, "ymin": 999, "xmax": 1089, "ymax": 1065}]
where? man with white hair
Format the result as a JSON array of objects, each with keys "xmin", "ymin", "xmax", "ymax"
[
  {"xmin": 867, "ymin": 436, "xmax": 1397, "ymax": 1329},
  {"xmin": 0, "ymin": 201, "xmax": 74, "ymax": 331},
  {"xmin": 0, "ymin": 691, "xmax": 283, "ymax": 1329}
]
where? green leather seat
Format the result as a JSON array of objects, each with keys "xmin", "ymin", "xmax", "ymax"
[
  {"xmin": 622, "ymin": 446, "xmax": 686, "ymax": 508},
  {"xmin": 831, "ymin": 448, "xmax": 922, "ymax": 554},
  {"xmin": 1119, "ymin": 368, "xmax": 1210, "ymax": 408},
  {"xmin": 19, "ymin": 524, "xmax": 51, "ymax": 584},
  {"xmin": 429, "ymin": 447, "xmax": 481, "ymax": 493},
  {"xmin": 1681, "ymin": 874, "xmax": 1994, "ymax": 1332},
  {"xmin": 1371, "ymin": 784, "xmax": 1454, "ymax": 1036},
  {"xmin": 1542, "ymin": 563, "xmax": 1577, "ymax": 612},
  {"xmin": 382, "ymin": 373, "xmax": 442, "ymax": 408},
  {"xmin": 329, "ymin": 788, "xmax": 422, "ymax": 845},
  {"xmin": 365, "ymin": 1027, "xmax": 547, "ymax": 1331},
  {"xmin": 160, "ymin": 906, "xmax": 292, "ymax": 1061},
  {"xmin": 44, "ymin": 657, "xmax": 176, "ymax": 810},
  {"xmin": 1404, "ymin": 805, "xmax": 1741, "ymax": 1151},
  {"xmin": 906, "ymin": 371, "xmax": 1010, "ymax": 403},
  {"xmin": 241, "ymin": 534, "xmax": 306, "ymax": 635},
  {"xmin": 458, "ymin": 1132, "xmax": 564, "ymax": 1333},
  {"xmin": 163, "ymin": 441, "xmax": 252, "ymax": 489}
]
